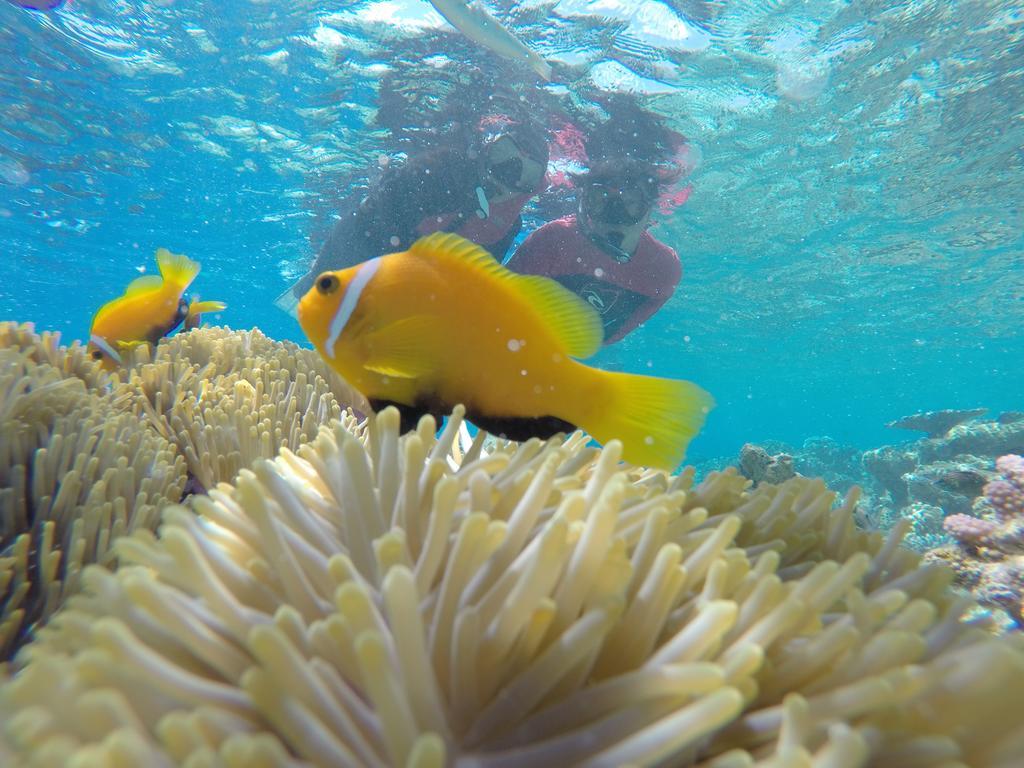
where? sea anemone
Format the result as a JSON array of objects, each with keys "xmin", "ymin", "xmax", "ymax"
[
  {"xmin": 113, "ymin": 326, "xmax": 369, "ymax": 492},
  {"xmin": 3, "ymin": 406, "xmax": 1023, "ymax": 766},
  {"xmin": 1, "ymin": 324, "xmax": 367, "ymax": 662},
  {"xmin": 0, "ymin": 344, "xmax": 186, "ymax": 661},
  {"xmin": 0, "ymin": 322, "xmax": 110, "ymax": 393}
]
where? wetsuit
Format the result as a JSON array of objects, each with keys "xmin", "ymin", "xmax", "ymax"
[
  {"xmin": 505, "ymin": 215, "xmax": 681, "ymax": 344},
  {"xmin": 287, "ymin": 147, "xmax": 530, "ymax": 302}
]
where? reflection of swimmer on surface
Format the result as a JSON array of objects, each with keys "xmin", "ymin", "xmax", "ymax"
[
  {"xmin": 426, "ymin": 0, "xmax": 552, "ymax": 81},
  {"xmin": 506, "ymin": 157, "xmax": 681, "ymax": 345},
  {"xmin": 275, "ymin": 116, "xmax": 550, "ymax": 316}
]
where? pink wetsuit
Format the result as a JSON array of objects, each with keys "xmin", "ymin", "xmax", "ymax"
[{"xmin": 505, "ymin": 215, "xmax": 681, "ymax": 344}]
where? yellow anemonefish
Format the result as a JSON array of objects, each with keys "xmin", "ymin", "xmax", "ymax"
[
  {"xmin": 297, "ymin": 232, "xmax": 713, "ymax": 470},
  {"xmin": 87, "ymin": 248, "xmax": 226, "ymax": 369}
]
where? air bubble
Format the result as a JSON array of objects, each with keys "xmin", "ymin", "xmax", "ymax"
[
  {"xmin": 507, "ymin": 339, "xmax": 521, "ymax": 352},
  {"xmin": 389, "ymin": 236, "xmax": 400, "ymax": 247},
  {"xmin": 644, "ymin": 436, "xmax": 655, "ymax": 445}
]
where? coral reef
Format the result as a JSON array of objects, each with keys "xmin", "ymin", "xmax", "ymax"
[
  {"xmin": 2, "ymin": 405, "xmax": 1024, "ymax": 766},
  {"xmin": 787, "ymin": 437, "xmax": 866, "ymax": 495},
  {"xmin": 927, "ymin": 455, "xmax": 1024, "ymax": 626},
  {"xmin": 695, "ymin": 413, "xmax": 1024, "ymax": 627},
  {"xmin": 886, "ymin": 408, "xmax": 989, "ymax": 438},
  {"xmin": 859, "ymin": 412, "xmax": 1024, "ymax": 551},
  {"xmin": 903, "ymin": 459, "xmax": 992, "ymax": 517},
  {"xmin": 1, "ymin": 323, "xmax": 365, "ymax": 661},
  {"xmin": 737, "ymin": 443, "xmax": 796, "ymax": 486},
  {"xmin": 916, "ymin": 413, "xmax": 1024, "ymax": 464}
]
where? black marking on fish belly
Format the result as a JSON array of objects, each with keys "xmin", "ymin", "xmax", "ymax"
[
  {"xmin": 181, "ymin": 296, "xmax": 201, "ymax": 331},
  {"xmin": 145, "ymin": 326, "xmax": 168, "ymax": 345},
  {"xmin": 369, "ymin": 398, "xmax": 434, "ymax": 434},
  {"xmin": 470, "ymin": 413, "xmax": 577, "ymax": 442},
  {"xmin": 368, "ymin": 397, "xmax": 576, "ymax": 443},
  {"xmin": 148, "ymin": 303, "xmax": 189, "ymax": 345}
]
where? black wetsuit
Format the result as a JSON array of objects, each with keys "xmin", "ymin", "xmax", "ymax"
[{"xmin": 291, "ymin": 147, "xmax": 524, "ymax": 299}]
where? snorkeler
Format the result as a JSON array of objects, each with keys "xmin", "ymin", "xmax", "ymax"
[
  {"xmin": 275, "ymin": 116, "xmax": 550, "ymax": 315},
  {"xmin": 504, "ymin": 158, "xmax": 681, "ymax": 344}
]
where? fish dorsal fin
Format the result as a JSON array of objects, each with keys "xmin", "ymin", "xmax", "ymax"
[
  {"xmin": 408, "ymin": 232, "xmax": 604, "ymax": 359},
  {"xmin": 124, "ymin": 274, "xmax": 164, "ymax": 297},
  {"xmin": 155, "ymin": 247, "xmax": 201, "ymax": 291}
]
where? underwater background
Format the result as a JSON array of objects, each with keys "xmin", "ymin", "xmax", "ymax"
[
  {"xmin": 2, "ymin": 0, "xmax": 1021, "ymax": 464},
  {"xmin": 5, "ymin": 3, "xmax": 1024, "ymax": 763}
]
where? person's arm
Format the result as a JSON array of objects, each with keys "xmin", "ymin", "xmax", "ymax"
[
  {"xmin": 489, "ymin": 214, "xmax": 523, "ymax": 262},
  {"xmin": 605, "ymin": 247, "xmax": 682, "ymax": 343},
  {"xmin": 605, "ymin": 296, "xmax": 663, "ymax": 344},
  {"xmin": 505, "ymin": 222, "xmax": 562, "ymax": 276}
]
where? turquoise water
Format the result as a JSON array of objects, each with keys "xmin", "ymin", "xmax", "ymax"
[{"xmin": 2, "ymin": 0, "xmax": 1021, "ymax": 463}]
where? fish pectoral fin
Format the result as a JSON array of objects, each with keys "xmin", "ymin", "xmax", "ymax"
[
  {"xmin": 117, "ymin": 340, "xmax": 148, "ymax": 350},
  {"xmin": 363, "ymin": 316, "xmax": 443, "ymax": 380},
  {"xmin": 123, "ymin": 275, "xmax": 164, "ymax": 297},
  {"xmin": 364, "ymin": 362, "xmax": 422, "ymax": 379},
  {"xmin": 186, "ymin": 299, "xmax": 227, "ymax": 318}
]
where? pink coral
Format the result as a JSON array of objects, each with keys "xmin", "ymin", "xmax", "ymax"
[
  {"xmin": 996, "ymin": 453, "xmax": 1024, "ymax": 488},
  {"xmin": 930, "ymin": 455, "xmax": 1024, "ymax": 627},
  {"xmin": 985, "ymin": 454, "xmax": 1024, "ymax": 520},
  {"xmin": 943, "ymin": 513, "xmax": 998, "ymax": 544}
]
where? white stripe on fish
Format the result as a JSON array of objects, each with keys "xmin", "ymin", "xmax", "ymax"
[
  {"xmin": 325, "ymin": 257, "xmax": 381, "ymax": 358},
  {"xmin": 90, "ymin": 334, "xmax": 122, "ymax": 364},
  {"xmin": 428, "ymin": 0, "xmax": 552, "ymax": 81}
]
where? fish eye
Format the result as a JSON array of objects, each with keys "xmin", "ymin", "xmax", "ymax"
[
  {"xmin": 91, "ymin": 350, "xmax": 104, "ymax": 360},
  {"xmin": 316, "ymin": 274, "xmax": 340, "ymax": 295}
]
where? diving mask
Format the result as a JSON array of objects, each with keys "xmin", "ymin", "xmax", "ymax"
[
  {"xmin": 582, "ymin": 182, "xmax": 652, "ymax": 227},
  {"xmin": 483, "ymin": 135, "xmax": 545, "ymax": 194}
]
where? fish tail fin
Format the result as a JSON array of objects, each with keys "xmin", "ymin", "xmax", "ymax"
[
  {"xmin": 578, "ymin": 368, "xmax": 714, "ymax": 471},
  {"xmin": 156, "ymin": 248, "xmax": 201, "ymax": 292},
  {"xmin": 184, "ymin": 297, "xmax": 227, "ymax": 329}
]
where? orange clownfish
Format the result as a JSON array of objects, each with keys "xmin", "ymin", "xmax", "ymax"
[
  {"xmin": 87, "ymin": 248, "xmax": 226, "ymax": 369},
  {"xmin": 297, "ymin": 232, "xmax": 713, "ymax": 470}
]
